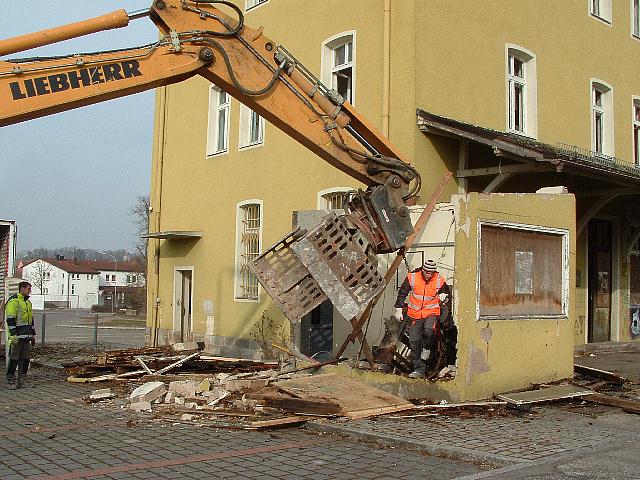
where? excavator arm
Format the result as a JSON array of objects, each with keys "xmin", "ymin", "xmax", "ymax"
[{"xmin": 0, "ymin": 0, "xmax": 422, "ymax": 321}]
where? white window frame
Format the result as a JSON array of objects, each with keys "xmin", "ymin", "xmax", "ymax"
[
  {"xmin": 321, "ymin": 31, "xmax": 356, "ymax": 106},
  {"xmin": 632, "ymin": 0, "xmax": 640, "ymax": 37},
  {"xmin": 590, "ymin": 0, "xmax": 612, "ymax": 24},
  {"xmin": 505, "ymin": 45, "xmax": 537, "ymax": 138},
  {"xmin": 317, "ymin": 187, "xmax": 353, "ymax": 210},
  {"xmin": 206, "ymin": 86, "xmax": 231, "ymax": 157},
  {"xmin": 591, "ymin": 79, "xmax": 614, "ymax": 156},
  {"xmin": 245, "ymin": 0, "xmax": 268, "ymax": 12},
  {"xmin": 71, "ymin": 284, "xmax": 75, "ymax": 295},
  {"xmin": 239, "ymin": 104, "xmax": 265, "ymax": 149},
  {"xmin": 234, "ymin": 200, "xmax": 263, "ymax": 302},
  {"xmin": 633, "ymin": 97, "xmax": 640, "ymax": 165}
]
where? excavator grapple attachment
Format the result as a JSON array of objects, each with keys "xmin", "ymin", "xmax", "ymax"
[{"xmin": 250, "ymin": 212, "xmax": 385, "ymax": 323}]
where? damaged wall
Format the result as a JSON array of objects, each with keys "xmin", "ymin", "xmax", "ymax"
[{"xmin": 451, "ymin": 192, "xmax": 576, "ymax": 400}]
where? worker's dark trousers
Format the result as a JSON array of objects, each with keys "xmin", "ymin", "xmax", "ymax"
[
  {"xmin": 6, "ymin": 340, "xmax": 31, "ymax": 384},
  {"xmin": 407, "ymin": 315, "xmax": 438, "ymax": 374}
]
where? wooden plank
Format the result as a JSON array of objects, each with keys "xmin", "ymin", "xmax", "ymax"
[
  {"xmin": 249, "ymin": 416, "xmax": 307, "ymax": 429},
  {"xmin": 67, "ymin": 369, "xmax": 146, "ymax": 383},
  {"xmin": 135, "ymin": 356, "xmax": 154, "ymax": 375},
  {"xmin": 414, "ymin": 401, "xmax": 507, "ymax": 410},
  {"xmin": 346, "ymin": 403, "xmax": 415, "ymax": 420},
  {"xmin": 585, "ymin": 393, "xmax": 640, "ymax": 414},
  {"xmin": 155, "ymin": 352, "xmax": 200, "ymax": 375},
  {"xmin": 574, "ymin": 364, "xmax": 627, "ymax": 384},
  {"xmin": 261, "ymin": 397, "xmax": 341, "ymax": 415},
  {"xmin": 275, "ymin": 373, "xmax": 414, "ymax": 419}
]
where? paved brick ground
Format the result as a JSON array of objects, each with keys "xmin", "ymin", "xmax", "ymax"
[
  {"xmin": 0, "ymin": 368, "xmax": 486, "ymax": 479},
  {"xmin": 310, "ymin": 402, "xmax": 640, "ymax": 469}
]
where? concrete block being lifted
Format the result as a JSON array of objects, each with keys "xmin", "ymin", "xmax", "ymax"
[{"xmin": 130, "ymin": 381, "xmax": 167, "ymax": 403}]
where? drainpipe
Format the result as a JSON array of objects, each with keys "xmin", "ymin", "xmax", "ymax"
[
  {"xmin": 382, "ymin": 0, "xmax": 391, "ymax": 137},
  {"xmin": 150, "ymin": 86, "xmax": 168, "ymax": 347}
]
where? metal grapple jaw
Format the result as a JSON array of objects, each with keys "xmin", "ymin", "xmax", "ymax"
[{"xmin": 249, "ymin": 181, "xmax": 413, "ymax": 323}]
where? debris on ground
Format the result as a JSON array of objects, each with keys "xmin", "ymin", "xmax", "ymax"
[
  {"xmin": 63, "ymin": 345, "xmax": 278, "ymax": 381},
  {"xmin": 84, "ymin": 388, "xmax": 115, "ymax": 403}
]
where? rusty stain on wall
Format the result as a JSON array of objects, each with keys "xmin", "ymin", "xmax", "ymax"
[
  {"xmin": 465, "ymin": 341, "xmax": 489, "ymax": 385},
  {"xmin": 480, "ymin": 325, "xmax": 492, "ymax": 343}
]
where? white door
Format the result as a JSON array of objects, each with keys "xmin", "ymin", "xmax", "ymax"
[{"xmin": 174, "ymin": 269, "xmax": 193, "ymax": 342}]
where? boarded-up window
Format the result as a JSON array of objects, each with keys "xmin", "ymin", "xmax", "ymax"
[{"xmin": 479, "ymin": 224, "xmax": 567, "ymax": 318}]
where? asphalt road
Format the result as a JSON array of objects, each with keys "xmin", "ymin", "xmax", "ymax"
[{"xmin": 32, "ymin": 308, "xmax": 146, "ymax": 348}]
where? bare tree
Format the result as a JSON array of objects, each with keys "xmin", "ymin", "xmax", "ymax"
[
  {"xmin": 129, "ymin": 195, "xmax": 150, "ymax": 261},
  {"xmin": 25, "ymin": 260, "xmax": 53, "ymax": 301}
]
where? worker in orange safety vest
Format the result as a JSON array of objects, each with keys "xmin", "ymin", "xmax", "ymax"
[{"xmin": 394, "ymin": 259, "xmax": 449, "ymax": 378}]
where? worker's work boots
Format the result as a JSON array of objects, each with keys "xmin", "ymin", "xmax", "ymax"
[
  {"xmin": 7, "ymin": 380, "xmax": 16, "ymax": 390},
  {"xmin": 16, "ymin": 377, "xmax": 25, "ymax": 389}
]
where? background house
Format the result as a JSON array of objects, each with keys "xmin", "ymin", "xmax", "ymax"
[
  {"xmin": 22, "ymin": 258, "xmax": 100, "ymax": 309},
  {"xmin": 146, "ymin": 0, "xmax": 640, "ymax": 385}
]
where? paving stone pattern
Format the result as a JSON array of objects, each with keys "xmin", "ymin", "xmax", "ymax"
[
  {"xmin": 0, "ymin": 368, "xmax": 485, "ymax": 479},
  {"xmin": 315, "ymin": 407, "xmax": 628, "ymax": 466}
]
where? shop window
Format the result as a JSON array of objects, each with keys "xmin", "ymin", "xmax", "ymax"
[{"xmin": 478, "ymin": 223, "xmax": 568, "ymax": 319}]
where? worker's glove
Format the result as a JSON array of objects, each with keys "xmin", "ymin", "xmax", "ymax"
[
  {"xmin": 393, "ymin": 307, "xmax": 404, "ymax": 321},
  {"xmin": 438, "ymin": 293, "xmax": 448, "ymax": 303},
  {"xmin": 8, "ymin": 335, "xmax": 18, "ymax": 347}
]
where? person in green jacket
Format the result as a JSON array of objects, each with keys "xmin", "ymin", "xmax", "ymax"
[{"xmin": 5, "ymin": 281, "xmax": 35, "ymax": 389}]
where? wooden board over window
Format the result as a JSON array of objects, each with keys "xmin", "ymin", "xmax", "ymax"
[{"xmin": 479, "ymin": 224, "xmax": 567, "ymax": 319}]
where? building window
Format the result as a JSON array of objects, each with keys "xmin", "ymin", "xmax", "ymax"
[
  {"xmin": 44, "ymin": 272, "xmax": 50, "ymax": 280},
  {"xmin": 71, "ymin": 284, "xmax": 75, "ymax": 295},
  {"xmin": 478, "ymin": 222, "xmax": 569, "ymax": 319},
  {"xmin": 318, "ymin": 187, "xmax": 353, "ymax": 210},
  {"xmin": 322, "ymin": 32, "xmax": 356, "ymax": 105},
  {"xmin": 506, "ymin": 46, "xmax": 537, "ymax": 138},
  {"xmin": 590, "ymin": 0, "xmax": 612, "ymax": 23},
  {"xmin": 633, "ymin": 0, "xmax": 640, "ymax": 37},
  {"xmin": 61, "ymin": 284, "xmax": 64, "ymax": 295},
  {"xmin": 239, "ymin": 105, "xmax": 265, "ymax": 148},
  {"xmin": 44, "ymin": 288, "xmax": 48, "ymax": 294},
  {"xmin": 591, "ymin": 80, "xmax": 614, "ymax": 156},
  {"xmin": 634, "ymin": 100, "xmax": 640, "ymax": 165},
  {"xmin": 246, "ymin": 0, "xmax": 268, "ymax": 10},
  {"xmin": 235, "ymin": 201, "xmax": 262, "ymax": 301},
  {"xmin": 206, "ymin": 87, "xmax": 230, "ymax": 156}
]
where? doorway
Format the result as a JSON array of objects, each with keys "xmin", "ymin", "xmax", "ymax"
[
  {"xmin": 174, "ymin": 268, "xmax": 193, "ymax": 342},
  {"xmin": 588, "ymin": 219, "xmax": 612, "ymax": 343},
  {"xmin": 301, "ymin": 300, "xmax": 333, "ymax": 360}
]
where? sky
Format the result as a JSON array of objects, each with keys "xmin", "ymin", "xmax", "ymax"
[{"xmin": 1, "ymin": 2, "xmax": 158, "ymax": 253}]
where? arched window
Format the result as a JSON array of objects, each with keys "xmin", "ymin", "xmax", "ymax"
[
  {"xmin": 591, "ymin": 79, "xmax": 614, "ymax": 156},
  {"xmin": 322, "ymin": 32, "xmax": 356, "ymax": 105},
  {"xmin": 235, "ymin": 200, "xmax": 262, "ymax": 301},
  {"xmin": 505, "ymin": 45, "xmax": 537, "ymax": 138}
]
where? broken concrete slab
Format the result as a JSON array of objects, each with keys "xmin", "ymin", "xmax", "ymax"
[
  {"xmin": 129, "ymin": 401, "xmax": 152, "ymax": 412},
  {"xmin": 129, "ymin": 381, "xmax": 167, "ymax": 403},
  {"xmin": 180, "ymin": 413, "xmax": 195, "ymax": 421},
  {"xmin": 196, "ymin": 378, "xmax": 211, "ymax": 394},
  {"xmin": 85, "ymin": 388, "xmax": 115, "ymax": 403},
  {"xmin": 168, "ymin": 380, "xmax": 198, "ymax": 398},
  {"xmin": 164, "ymin": 391, "xmax": 175, "ymax": 404},
  {"xmin": 172, "ymin": 342, "xmax": 200, "ymax": 353},
  {"xmin": 223, "ymin": 379, "xmax": 269, "ymax": 393},
  {"xmin": 496, "ymin": 384, "xmax": 593, "ymax": 406}
]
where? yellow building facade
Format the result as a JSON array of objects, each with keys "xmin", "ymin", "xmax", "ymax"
[{"xmin": 148, "ymin": 0, "xmax": 640, "ymax": 382}]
